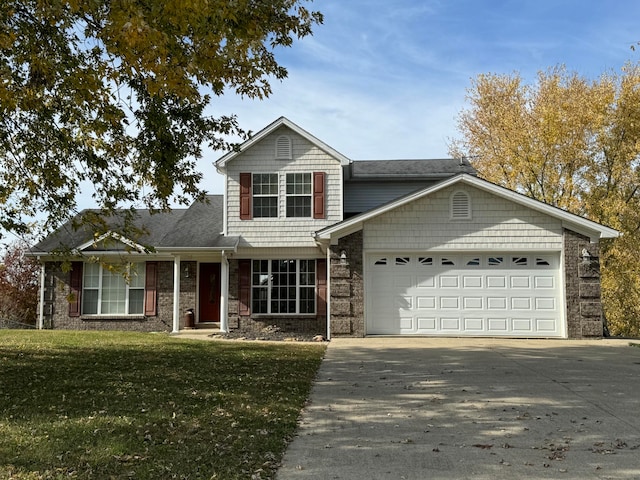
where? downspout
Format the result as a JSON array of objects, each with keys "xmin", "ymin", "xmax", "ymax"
[
  {"xmin": 220, "ymin": 251, "xmax": 229, "ymax": 333},
  {"xmin": 38, "ymin": 258, "xmax": 45, "ymax": 330},
  {"xmin": 172, "ymin": 255, "xmax": 181, "ymax": 333}
]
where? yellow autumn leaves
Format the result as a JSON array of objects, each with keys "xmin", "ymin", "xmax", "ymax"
[{"xmin": 452, "ymin": 64, "xmax": 640, "ymax": 336}]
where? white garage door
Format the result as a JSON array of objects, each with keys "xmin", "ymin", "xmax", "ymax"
[{"xmin": 366, "ymin": 253, "xmax": 564, "ymax": 337}]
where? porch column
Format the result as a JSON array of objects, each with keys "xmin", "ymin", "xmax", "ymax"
[
  {"xmin": 220, "ymin": 252, "xmax": 229, "ymax": 333},
  {"xmin": 172, "ymin": 255, "xmax": 181, "ymax": 333},
  {"xmin": 326, "ymin": 247, "xmax": 331, "ymax": 340},
  {"xmin": 38, "ymin": 260, "xmax": 45, "ymax": 330}
]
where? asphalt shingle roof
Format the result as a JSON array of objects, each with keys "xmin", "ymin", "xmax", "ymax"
[{"xmin": 350, "ymin": 158, "xmax": 476, "ymax": 178}]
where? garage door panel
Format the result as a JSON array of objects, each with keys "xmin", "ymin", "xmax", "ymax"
[
  {"xmin": 463, "ymin": 297, "xmax": 483, "ymax": 309},
  {"xmin": 463, "ymin": 275, "xmax": 482, "ymax": 288},
  {"xmin": 417, "ymin": 317, "xmax": 436, "ymax": 330},
  {"xmin": 367, "ymin": 253, "xmax": 563, "ymax": 337},
  {"xmin": 416, "ymin": 276, "xmax": 435, "ymax": 288},
  {"xmin": 464, "ymin": 318, "xmax": 484, "ymax": 330},
  {"xmin": 512, "ymin": 318, "xmax": 533, "ymax": 331},
  {"xmin": 441, "ymin": 317, "xmax": 461, "ymax": 330},
  {"xmin": 440, "ymin": 297, "xmax": 459, "ymax": 309},
  {"xmin": 511, "ymin": 297, "xmax": 531, "ymax": 310},
  {"xmin": 511, "ymin": 276, "xmax": 530, "ymax": 288},
  {"xmin": 440, "ymin": 276, "xmax": 459, "ymax": 288},
  {"xmin": 417, "ymin": 296, "xmax": 436, "ymax": 309},
  {"xmin": 487, "ymin": 276, "xmax": 506, "ymax": 288}
]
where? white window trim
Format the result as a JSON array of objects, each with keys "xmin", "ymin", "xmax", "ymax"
[
  {"xmin": 285, "ymin": 172, "xmax": 312, "ymax": 218},
  {"xmin": 252, "ymin": 172, "xmax": 279, "ymax": 218},
  {"xmin": 450, "ymin": 190, "xmax": 472, "ymax": 220},
  {"xmin": 82, "ymin": 263, "xmax": 145, "ymax": 316},
  {"xmin": 251, "ymin": 259, "xmax": 316, "ymax": 315}
]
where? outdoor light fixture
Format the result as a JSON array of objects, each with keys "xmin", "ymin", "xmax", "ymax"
[
  {"xmin": 340, "ymin": 250, "xmax": 348, "ymax": 265},
  {"xmin": 184, "ymin": 264, "xmax": 190, "ymax": 278}
]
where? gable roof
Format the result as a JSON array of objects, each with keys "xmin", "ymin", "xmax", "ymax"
[
  {"xmin": 215, "ymin": 116, "xmax": 351, "ymax": 170},
  {"xmin": 31, "ymin": 195, "xmax": 238, "ymax": 255},
  {"xmin": 315, "ymin": 174, "xmax": 620, "ymax": 243},
  {"xmin": 348, "ymin": 158, "xmax": 476, "ymax": 180}
]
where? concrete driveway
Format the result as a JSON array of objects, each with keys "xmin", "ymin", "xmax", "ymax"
[{"xmin": 277, "ymin": 338, "xmax": 640, "ymax": 480}]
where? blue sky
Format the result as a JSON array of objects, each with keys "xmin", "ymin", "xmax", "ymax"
[
  {"xmin": 200, "ymin": 0, "xmax": 640, "ymax": 195},
  {"xmin": 7, "ymin": 0, "xmax": 640, "ymax": 245}
]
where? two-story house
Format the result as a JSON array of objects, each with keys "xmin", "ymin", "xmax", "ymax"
[{"xmin": 32, "ymin": 117, "xmax": 619, "ymax": 339}]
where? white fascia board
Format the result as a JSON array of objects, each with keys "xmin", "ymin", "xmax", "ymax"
[
  {"xmin": 215, "ymin": 117, "xmax": 351, "ymax": 172},
  {"xmin": 77, "ymin": 231, "xmax": 148, "ymax": 253},
  {"xmin": 459, "ymin": 175, "xmax": 620, "ymax": 240},
  {"xmin": 316, "ymin": 174, "xmax": 620, "ymax": 242}
]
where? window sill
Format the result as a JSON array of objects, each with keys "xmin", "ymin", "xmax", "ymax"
[
  {"xmin": 251, "ymin": 314, "xmax": 317, "ymax": 318},
  {"xmin": 81, "ymin": 315, "xmax": 147, "ymax": 321}
]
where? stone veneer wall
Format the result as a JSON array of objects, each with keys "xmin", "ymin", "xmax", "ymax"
[
  {"xmin": 41, "ymin": 260, "xmax": 195, "ymax": 332},
  {"xmin": 563, "ymin": 230, "xmax": 604, "ymax": 338},
  {"xmin": 226, "ymin": 258, "xmax": 327, "ymax": 336},
  {"xmin": 328, "ymin": 230, "xmax": 364, "ymax": 337}
]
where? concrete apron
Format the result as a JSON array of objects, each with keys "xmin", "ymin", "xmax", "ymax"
[{"xmin": 277, "ymin": 338, "xmax": 640, "ymax": 480}]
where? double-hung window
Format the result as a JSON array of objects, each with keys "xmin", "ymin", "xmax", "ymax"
[
  {"xmin": 286, "ymin": 173, "xmax": 311, "ymax": 217},
  {"xmin": 82, "ymin": 263, "xmax": 145, "ymax": 315},
  {"xmin": 253, "ymin": 173, "xmax": 278, "ymax": 218},
  {"xmin": 251, "ymin": 259, "xmax": 316, "ymax": 314}
]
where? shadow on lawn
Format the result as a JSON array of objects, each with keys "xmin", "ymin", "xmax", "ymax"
[{"xmin": 0, "ymin": 332, "xmax": 324, "ymax": 479}]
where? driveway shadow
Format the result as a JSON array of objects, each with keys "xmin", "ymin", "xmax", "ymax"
[{"xmin": 278, "ymin": 338, "xmax": 640, "ymax": 480}]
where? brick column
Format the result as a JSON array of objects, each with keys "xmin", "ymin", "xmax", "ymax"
[
  {"xmin": 564, "ymin": 229, "xmax": 604, "ymax": 338},
  {"xmin": 329, "ymin": 230, "xmax": 364, "ymax": 337}
]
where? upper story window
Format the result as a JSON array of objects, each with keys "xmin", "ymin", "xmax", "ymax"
[
  {"xmin": 82, "ymin": 262, "xmax": 145, "ymax": 315},
  {"xmin": 286, "ymin": 173, "xmax": 312, "ymax": 217},
  {"xmin": 253, "ymin": 173, "xmax": 278, "ymax": 218},
  {"xmin": 275, "ymin": 135, "xmax": 292, "ymax": 159},
  {"xmin": 239, "ymin": 171, "xmax": 325, "ymax": 220},
  {"xmin": 450, "ymin": 190, "xmax": 471, "ymax": 220}
]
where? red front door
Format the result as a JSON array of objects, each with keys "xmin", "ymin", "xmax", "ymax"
[{"xmin": 199, "ymin": 263, "xmax": 221, "ymax": 323}]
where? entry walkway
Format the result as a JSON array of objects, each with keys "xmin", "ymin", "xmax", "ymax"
[{"xmin": 277, "ymin": 337, "xmax": 640, "ymax": 480}]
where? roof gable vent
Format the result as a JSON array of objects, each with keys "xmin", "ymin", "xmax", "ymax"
[
  {"xmin": 450, "ymin": 190, "xmax": 471, "ymax": 220},
  {"xmin": 275, "ymin": 135, "xmax": 292, "ymax": 159}
]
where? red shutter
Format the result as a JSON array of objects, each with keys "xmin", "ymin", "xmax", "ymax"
[
  {"xmin": 313, "ymin": 172, "xmax": 325, "ymax": 219},
  {"xmin": 69, "ymin": 262, "xmax": 82, "ymax": 317},
  {"xmin": 144, "ymin": 261, "xmax": 158, "ymax": 316},
  {"xmin": 316, "ymin": 258, "xmax": 327, "ymax": 317},
  {"xmin": 239, "ymin": 173, "xmax": 252, "ymax": 220},
  {"xmin": 238, "ymin": 259, "xmax": 251, "ymax": 315}
]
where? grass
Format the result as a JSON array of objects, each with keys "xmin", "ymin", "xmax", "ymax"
[{"xmin": 0, "ymin": 330, "xmax": 326, "ymax": 479}]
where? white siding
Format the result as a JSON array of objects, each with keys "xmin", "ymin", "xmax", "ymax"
[
  {"xmin": 364, "ymin": 185, "xmax": 563, "ymax": 251},
  {"xmin": 226, "ymin": 126, "xmax": 343, "ymax": 248}
]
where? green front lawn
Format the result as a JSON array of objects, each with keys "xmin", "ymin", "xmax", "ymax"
[{"xmin": 0, "ymin": 331, "xmax": 326, "ymax": 479}]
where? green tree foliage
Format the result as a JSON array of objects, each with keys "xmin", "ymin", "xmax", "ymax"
[
  {"xmin": 451, "ymin": 65, "xmax": 640, "ymax": 336},
  {"xmin": 0, "ymin": 0, "xmax": 322, "ymax": 240},
  {"xmin": 0, "ymin": 242, "xmax": 39, "ymax": 326}
]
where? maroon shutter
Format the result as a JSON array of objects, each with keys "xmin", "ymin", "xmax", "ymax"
[
  {"xmin": 239, "ymin": 173, "xmax": 252, "ymax": 220},
  {"xmin": 69, "ymin": 262, "xmax": 82, "ymax": 317},
  {"xmin": 316, "ymin": 258, "xmax": 327, "ymax": 317},
  {"xmin": 144, "ymin": 261, "xmax": 157, "ymax": 316},
  {"xmin": 238, "ymin": 259, "xmax": 251, "ymax": 315},
  {"xmin": 313, "ymin": 172, "xmax": 325, "ymax": 219}
]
